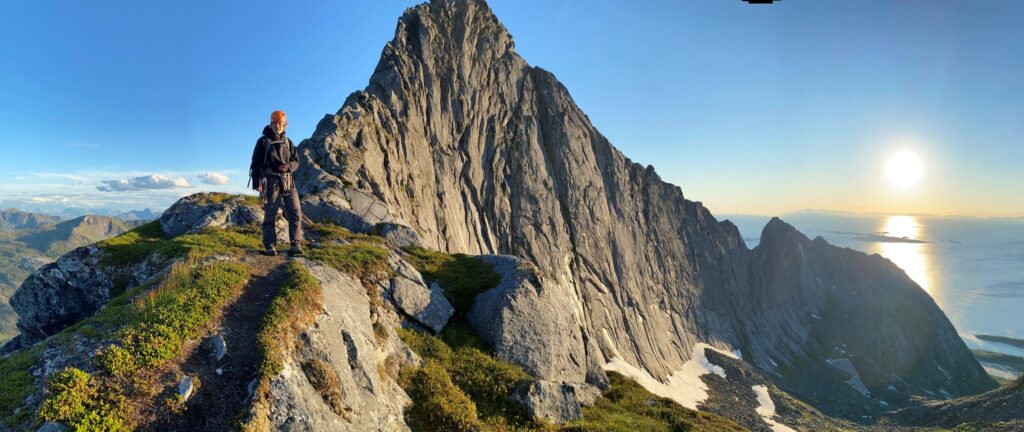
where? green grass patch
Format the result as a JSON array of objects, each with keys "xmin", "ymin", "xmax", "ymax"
[
  {"xmin": 400, "ymin": 246, "xmax": 500, "ymax": 315},
  {"xmin": 561, "ymin": 372, "xmax": 744, "ymax": 432},
  {"xmin": 94, "ymin": 260, "xmax": 250, "ymax": 376},
  {"xmin": 97, "ymin": 220, "xmax": 263, "ymax": 267},
  {"xmin": 400, "ymin": 359, "xmax": 485, "ymax": 432},
  {"xmin": 0, "ymin": 344, "xmax": 44, "ymax": 426},
  {"xmin": 310, "ymin": 222, "xmax": 386, "ymax": 245},
  {"xmin": 308, "ymin": 241, "xmax": 390, "ymax": 280}
]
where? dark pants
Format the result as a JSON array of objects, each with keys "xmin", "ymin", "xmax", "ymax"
[{"xmin": 263, "ymin": 175, "xmax": 303, "ymax": 249}]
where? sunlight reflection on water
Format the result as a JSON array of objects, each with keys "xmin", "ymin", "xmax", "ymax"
[{"xmin": 874, "ymin": 215, "xmax": 931, "ymax": 293}]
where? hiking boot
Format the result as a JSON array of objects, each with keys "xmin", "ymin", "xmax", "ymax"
[
  {"xmin": 262, "ymin": 247, "xmax": 277, "ymax": 256},
  {"xmin": 287, "ymin": 245, "xmax": 304, "ymax": 257}
]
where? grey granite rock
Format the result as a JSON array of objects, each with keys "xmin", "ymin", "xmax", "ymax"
[
  {"xmin": 300, "ymin": 189, "xmax": 394, "ymax": 235},
  {"xmin": 178, "ymin": 375, "xmax": 196, "ymax": 401},
  {"xmin": 388, "ymin": 277, "xmax": 453, "ymax": 333},
  {"xmin": 262, "ymin": 259, "xmax": 414, "ymax": 432},
  {"xmin": 159, "ymin": 192, "xmax": 285, "ymax": 238},
  {"xmin": 511, "ymin": 380, "xmax": 583, "ymax": 424},
  {"xmin": 9, "ymin": 246, "xmax": 113, "ymax": 344},
  {"xmin": 35, "ymin": 422, "xmax": 69, "ymax": 432},
  {"xmin": 293, "ymin": 0, "xmax": 995, "ymax": 419},
  {"xmin": 210, "ymin": 335, "xmax": 227, "ymax": 362},
  {"xmin": 376, "ymin": 223, "xmax": 421, "ymax": 248},
  {"xmin": 468, "ymin": 255, "xmax": 594, "ymax": 385}
]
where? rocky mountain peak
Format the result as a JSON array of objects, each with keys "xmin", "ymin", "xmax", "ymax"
[
  {"xmin": 292, "ymin": 0, "xmax": 997, "ymax": 421},
  {"xmin": 758, "ymin": 216, "xmax": 808, "ymax": 246},
  {"xmin": 1, "ymin": 1, "xmax": 1011, "ymax": 430}
]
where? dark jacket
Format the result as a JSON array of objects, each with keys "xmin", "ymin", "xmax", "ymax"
[{"xmin": 250, "ymin": 125, "xmax": 299, "ymax": 190}]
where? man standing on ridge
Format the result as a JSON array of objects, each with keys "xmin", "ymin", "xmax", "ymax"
[{"xmin": 250, "ymin": 110, "xmax": 304, "ymax": 256}]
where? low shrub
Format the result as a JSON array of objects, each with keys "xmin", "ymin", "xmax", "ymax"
[
  {"xmin": 0, "ymin": 345, "xmax": 44, "ymax": 426},
  {"xmin": 400, "ymin": 359, "xmax": 484, "ymax": 432},
  {"xmin": 37, "ymin": 367, "xmax": 128, "ymax": 432}
]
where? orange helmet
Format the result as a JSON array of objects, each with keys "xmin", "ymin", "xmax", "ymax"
[{"xmin": 270, "ymin": 110, "xmax": 287, "ymax": 124}]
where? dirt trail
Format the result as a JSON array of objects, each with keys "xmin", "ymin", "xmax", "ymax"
[{"xmin": 147, "ymin": 252, "xmax": 288, "ymax": 432}]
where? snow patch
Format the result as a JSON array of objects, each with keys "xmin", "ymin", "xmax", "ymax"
[
  {"xmin": 826, "ymin": 358, "xmax": 871, "ymax": 397},
  {"xmin": 751, "ymin": 385, "xmax": 796, "ymax": 432},
  {"xmin": 603, "ymin": 343, "xmax": 735, "ymax": 410}
]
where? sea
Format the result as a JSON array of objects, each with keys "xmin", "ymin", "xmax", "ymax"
[{"xmin": 723, "ymin": 212, "xmax": 1024, "ymax": 376}]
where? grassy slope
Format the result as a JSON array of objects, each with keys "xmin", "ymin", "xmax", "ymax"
[{"xmin": 0, "ymin": 216, "xmax": 261, "ymax": 430}]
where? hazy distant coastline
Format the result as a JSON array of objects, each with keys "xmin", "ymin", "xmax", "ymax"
[{"xmin": 977, "ymin": 334, "xmax": 1024, "ymax": 349}]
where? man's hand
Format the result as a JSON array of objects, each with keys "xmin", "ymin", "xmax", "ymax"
[
  {"xmin": 277, "ymin": 164, "xmax": 289, "ymax": 173},
  {"xmin": 257, "ymin": 184, "xmax": 263, "ymax": 193}
]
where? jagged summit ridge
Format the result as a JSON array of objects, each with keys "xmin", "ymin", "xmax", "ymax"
[{"xmin": 293, "ymin": 0, "xmax": 995, "ymax": 418}]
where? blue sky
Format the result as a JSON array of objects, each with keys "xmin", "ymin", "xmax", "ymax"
[{"xmin": 1, "ymin": 0, "xmax": 1022, "ymax": 216}]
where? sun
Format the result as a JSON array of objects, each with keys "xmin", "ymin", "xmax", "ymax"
[{"xmin": 886, "ymin": 150, "xmax": 923, "ymax": 188}]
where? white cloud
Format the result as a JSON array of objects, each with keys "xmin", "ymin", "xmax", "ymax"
[
  {"xmin": 198, "ymin": 172, "xmax": 231, "ymax": 185},
  {"xmin": 97, "ymin": 174, "xmax": 192, "ymax": 192}
]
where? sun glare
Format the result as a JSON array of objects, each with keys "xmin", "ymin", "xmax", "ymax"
[{"xmin": 886, "ymin": 150, "xmax": 923, "ymax": 188}]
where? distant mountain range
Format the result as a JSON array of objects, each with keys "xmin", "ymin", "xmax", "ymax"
[
  {"xmin": 0, "ymin": 208, "xmax": 60, "ymax": 232},
  {"xmin": 0, "ymin": 208, "xmax": 154, "ymax": 343}
]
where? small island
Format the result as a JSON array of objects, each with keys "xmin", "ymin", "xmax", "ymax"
[
  {"xmin": 853, "ymin": 234, "xmax": 927, "ymax": 244},
  {"xmin": 977, "ymin": 334, "xmax": 1024, "ymax": 349}
]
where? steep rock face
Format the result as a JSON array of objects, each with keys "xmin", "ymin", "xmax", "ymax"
[
  {"xmin": 295, "ymin": 0, "xmax": 751, "ymax": 386},
  {"xmin": 289, "ymin": 0, "xmax": 992, "ymax": 416}
]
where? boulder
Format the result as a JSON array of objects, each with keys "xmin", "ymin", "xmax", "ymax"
[
  {"xmin": 376, "ymin": 223, "xmax": 421, "ymax": 248},
  {"xmin": 178, "ymin": 375, "xmax": 196, "ymax": 402},
  {"xmin": 36, "ymin": 422, "xmax": 69, "ymax": 432},
  {"xmin": 468, "ymin": 255, "xmax": 597, "ymax": 385},
  {"xmin": 9, "ymin": 246, "xmax": 113, "ymax": 344},
  {"xmin": 209, "ymin": 335, "xmax": 227, "ymax": 361},
  {"xmin": 510, "ymin": 380, "xmax": 584, "ymax": 423},
  {"xmin": 388, "ymin": 278, "xmax": 453, "ymax": 333}
]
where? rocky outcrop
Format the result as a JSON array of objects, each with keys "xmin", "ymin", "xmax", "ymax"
[
  {"xmin": 8, "ymin": 246, "xmax": 113, "ymax": 344},
  {"xmin": 159, "ymin": 193, "xmax": 285, "ymax": 238},
  {"xmin": 744, "ymin": 218, "xmax": 995, "ymax": 414},
  {"xmin": 265, "ymin": 259, "xmax": 415, "ymax": 431},
  {"xmin": 388, "ymin": 277, "xmax": 453, "ymax": 333},
  {"xmin": 889, "ymin": 376, "xmax": 1024, "ymax": 428},
  {"xmin": 510, "ymin": 380, "xmax": 583, "ymax": 424},
  {"xmin": 468, "ymin": 255, "xmax": 598, "ymax": 385},
  {"xmin": 293, "ymin": 0, "xmax": 995, "ymax": 420}
]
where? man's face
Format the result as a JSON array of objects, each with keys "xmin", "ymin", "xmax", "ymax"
[{"xmin": 272, "ymin": 120, "xmax": 287, "ymax": 134}]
